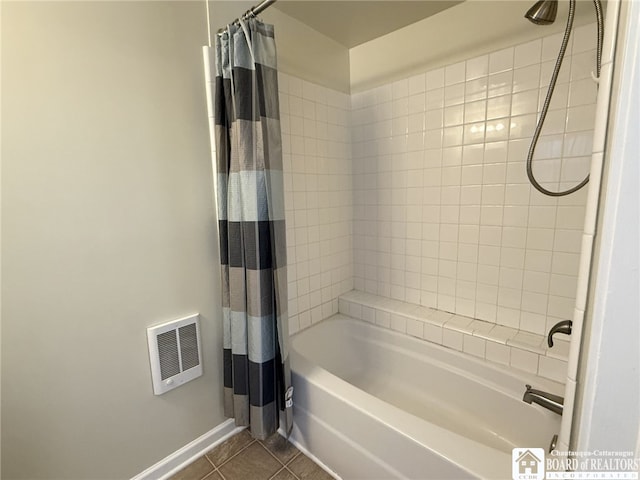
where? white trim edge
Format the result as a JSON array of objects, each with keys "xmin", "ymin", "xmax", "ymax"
[
  {"xmin": 277, "ymin": 428, "xmax": 342, "ymax": 480},
  {"xmin": 131, "ymin": 419, "xmax": 244, "ymax": 480}
]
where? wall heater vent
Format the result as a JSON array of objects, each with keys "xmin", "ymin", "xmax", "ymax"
[{"xmin": 147, "ymin": 314, "xmax": 203, "ymax": 395}]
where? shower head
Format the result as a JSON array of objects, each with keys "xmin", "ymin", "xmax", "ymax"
[{"xmin": 525, "ymin": 0, "xmax": 558, "ymax": 25}]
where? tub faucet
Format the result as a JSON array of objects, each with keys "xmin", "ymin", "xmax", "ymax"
[
  {"xmin": 523, "ymin": 384, "xmax": 564, "ymax": 415},
  {"xmin": 548, "ymin": 320, "xmax": 572, "ymax": 347}
]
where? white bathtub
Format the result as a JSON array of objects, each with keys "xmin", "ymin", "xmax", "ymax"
[{"xmin": 289, "ymin": 315, "xmax": 563, "ymax": 479}]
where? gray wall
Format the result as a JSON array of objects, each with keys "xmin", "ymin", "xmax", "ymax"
[{"xmin": 1, "ymin": 2, "xmax": 223, "ymax": 478}]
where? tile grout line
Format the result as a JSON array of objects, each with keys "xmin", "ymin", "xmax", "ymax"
[
  {"xmin": 184, "ymin": 431, "xmax": 317, "ymax": 480},
  {"xmin": 194, "ymin": 449, "xmax": 304, "ymax": 480},
  {"xmin": 203, "ymin": 455, "xmax": 216, "ymax": 470},
  {"xmin": 266, "ymin": 464, "xmax": 303, "ymax": 480},
  {"xmin": 214, "ymin": 435, "xmax": 303, "ymax": 479},
  {"xmin": 267, "ymin": 466, "xmax": 288, "ymax": 480},
  {"xmin": 285, "ymin": 465, "xmax": 302, "ymax": 480},
  {"xmin": 285, "ymin": 465, "xmax": 304, "ymax": 480},
  {"xmin": 256, "ymin": 440, "xmax": 289, "ymax": 471},
  {"xmin": 286, "ymin": 450, "xmax": 302, "ymax": 465},
  {"xmin": 258, "ymin": 439, "xmax": 303, "ymax": 476},
  {"xmin": 207, "ymin": 437, "xmax": 257, "ymax": 470},
  {"xmin": 203, "ymin": 469, "xmax": 221, "ymax": 480}
]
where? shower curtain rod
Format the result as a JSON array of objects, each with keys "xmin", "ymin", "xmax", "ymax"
[{"xmin": 216, "ymin": 0, "xmax": 277, "ymax": 35}]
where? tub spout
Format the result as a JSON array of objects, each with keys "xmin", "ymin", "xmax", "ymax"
[
  {"xmin": 523, "ymin": 384, "xmax": 564, "ymax": 415},
  {"xmin": 548, "ymin": 319, "xmax": 572, "ymax": 347}
]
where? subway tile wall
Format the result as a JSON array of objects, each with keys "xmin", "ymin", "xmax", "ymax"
[
  {"xmin": 278, "ymin": 74, "xmax": 353, "ymax": 334},
  {"xmin": 350, "ymin": 24, "xmax": 599, "ymax": 335}
]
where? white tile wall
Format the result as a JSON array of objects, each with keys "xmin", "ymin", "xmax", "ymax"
[
  {"xmin": 278, "ymin": 73, "xmax": 353, "ymax": 334},
  {"xmin": 351, "ymin": 24, "xmax": 599, "ymax": 335}
]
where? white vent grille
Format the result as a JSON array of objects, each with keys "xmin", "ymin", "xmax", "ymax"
[
  {"xmin": 179, "ymin": 324, "xmax": 199, "ymax": 371},
  {"xmin": 147, "ymin": 314, "xmax": 203, "ymax": 395}
]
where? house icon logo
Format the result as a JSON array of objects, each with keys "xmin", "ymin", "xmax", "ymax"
[{"xmin": 512, "ymin": 448, "xmax": 545, "ymax": 480}]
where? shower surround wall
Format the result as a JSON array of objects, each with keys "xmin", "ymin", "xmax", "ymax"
[
  {"xmin": 277, "ymin": 24, "xmax": 598, "ymax": 340},
  {"xmin": 278, "ymin": 74, "xmax": 354, "ymax": 334},
  {"xmin": 351, "ymin": 25, "xmax": 598, "ymax": 336}
]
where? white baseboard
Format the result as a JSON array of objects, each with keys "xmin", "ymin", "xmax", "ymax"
[{"xmin": 131, "ymin": 419, "xmax": 244, "ymax": 480}]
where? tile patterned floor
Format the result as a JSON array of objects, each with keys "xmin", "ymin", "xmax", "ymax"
[{"xmin": 169, "ymin": 429, "xmax": 334, "ymax": 480}]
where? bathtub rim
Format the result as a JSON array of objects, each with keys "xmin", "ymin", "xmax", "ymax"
[{"xmin": 291, "ymin": 314, "xmax": 564, "ymax": 398}]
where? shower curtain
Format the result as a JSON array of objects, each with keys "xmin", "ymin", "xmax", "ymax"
[{"xmin": 203, "ymin": 18, "xmax": 291, "ymax": 440}]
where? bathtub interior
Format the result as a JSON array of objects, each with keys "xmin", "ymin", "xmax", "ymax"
[{"xmin": 291, "ymin": 314, "xmax": 562, "ymax": 455}]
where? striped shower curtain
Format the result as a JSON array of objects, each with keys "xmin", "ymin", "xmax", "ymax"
[{"xmin": 203, "ymin": 18, "xmax": 291, "ymax": 440}]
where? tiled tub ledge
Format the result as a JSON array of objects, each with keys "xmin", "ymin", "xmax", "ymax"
[{"xmin": 338, "ymin": 290, "xmax": 569, "ymax": 384}]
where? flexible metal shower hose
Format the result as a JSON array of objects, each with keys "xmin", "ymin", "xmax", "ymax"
[{"xmin": 526, "ymin": 0, "xmax": 604, "ymax": 197}]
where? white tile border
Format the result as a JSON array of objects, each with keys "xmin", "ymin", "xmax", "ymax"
[{"xmin": 339, "ymin": 290, "xmax": 568, "ymax": 383}]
